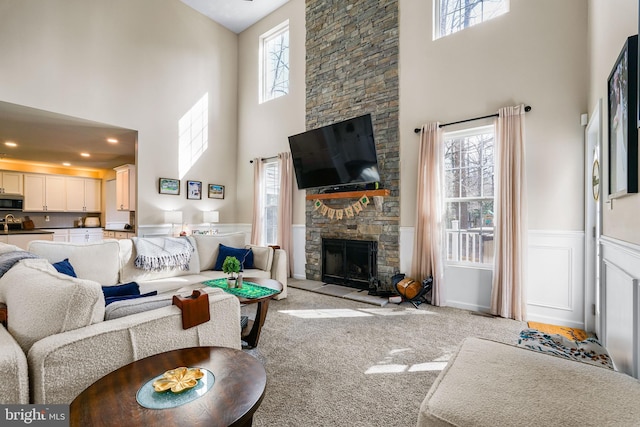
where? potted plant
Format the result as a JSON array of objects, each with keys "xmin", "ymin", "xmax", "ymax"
[{"xmin": 222, "ymin": 256, "xmax": 241, "ymax": 288}]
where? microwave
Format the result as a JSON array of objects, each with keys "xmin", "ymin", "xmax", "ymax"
[{"xmin": 0, "ymin": 194, "xmax": 23, "ymax": 210}]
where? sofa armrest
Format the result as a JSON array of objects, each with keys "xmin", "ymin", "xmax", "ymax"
[
  {"xmin": 271, "ymin": 249, "xmax": 288, "ymax": 299},
  {"xmin": 0, "ymin": 326, "xmax": 29, "ymax": 404},
  {"xmin": 28, "ymin": 290, "xmax": 241, "ymax": 404}
]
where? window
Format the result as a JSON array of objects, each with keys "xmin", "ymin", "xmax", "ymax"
[
  {"xmin": 261, "ymin": 159, "xmax": 280, "ymax": 245},
  {"xmin": 178, "ymin": 93, "xmax": 208, "ymax": 179},
  {"xmin": 435, "ymin": 0, "xmax": 508, "ymax": 39},
  {"xmin": 260, "ymin": 21, "xmax": 289, "ymax": 103},
  {"xmin": 444, "ymin": 125, "xmax": 494, "ymax": 265}
]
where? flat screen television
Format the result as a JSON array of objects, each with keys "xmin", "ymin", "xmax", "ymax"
[{"xmin": 288, "ymin": 114, "xmax": 381, "ymax": 190}]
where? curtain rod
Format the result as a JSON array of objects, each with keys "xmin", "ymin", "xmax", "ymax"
[
  {"xmin": 413, "ymin": 105, "xmax": 532, "ymax": 133},
  {"xmin": 249, "ymin": 155, "xmax": 278, "ymax": 164}
]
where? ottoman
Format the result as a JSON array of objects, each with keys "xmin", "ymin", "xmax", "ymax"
[{"xmin": 417, "ymin": 337, "xmax": 640, "ymax": 426}]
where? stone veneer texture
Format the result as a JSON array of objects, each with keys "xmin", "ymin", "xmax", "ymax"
[{"xmin": 305, "ymin": 0, "xmax": 400, "ymax": 290}]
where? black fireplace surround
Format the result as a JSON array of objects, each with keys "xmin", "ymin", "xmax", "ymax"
[{"xmin": 322, "ymin": 238, "xmax": 378, "ymax": 290}]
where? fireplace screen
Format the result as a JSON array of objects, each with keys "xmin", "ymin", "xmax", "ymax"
[{"xmin": 322, "ymin": 239, "xmax": 378, "ymax": 289}]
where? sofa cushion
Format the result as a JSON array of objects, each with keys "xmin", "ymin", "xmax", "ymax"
[
  {"xmin": 1, "ymin": 258, "xmax": 105, "ymax": 353},
  {"xmin": 213, "ymin": 244, "xmax": 254, "ymax": 271},
  {"xmin": 102, "ymin": 282, "xmax": 140, "ymax": 299},
  {"xmin": 28, "ymin": 240, "xmax": 121, "ymax": 286},
  {"xmin": 192, "ymin": 233, "xmax": 247, "ymax": 271},
  {"xmin": 246, "ymin": 245, "xmax": 273, "ymax": 271},
  {"xmin": 118, "ymin": 237, "xmax": 200, "ymax": 284}
]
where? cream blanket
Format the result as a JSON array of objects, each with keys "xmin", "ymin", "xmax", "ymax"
[{"xmin": 133, "ymin": 237, "xmax": 194, "ymax": 271}]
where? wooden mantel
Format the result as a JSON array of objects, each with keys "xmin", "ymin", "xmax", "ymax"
[{"xmin": 305, "ymin": 189, "xmax": 390, "ymax": 201}]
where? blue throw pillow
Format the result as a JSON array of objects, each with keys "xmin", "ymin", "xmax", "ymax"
[
  {"xmin": 105, "ymin": 291, "xmax": 158, "ymax": 306},
  {"xmin": 213, "ymin": 244, "xmax": 254, "ymax": 271},
  {"xmin": 52, "ymin": 259, "xmax": 77, "ymax": 277},
  {"xmin": 102, "ymin": 282, "xmax": 140, "ymax": 299}
]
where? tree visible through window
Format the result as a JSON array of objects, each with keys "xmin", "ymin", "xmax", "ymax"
[
  {"xmin": 436, "ymin": 0, "xmax": 508, "ymax": 39},
  {"xmin": 260, "ymin": 21, "xmax": 289, "ymax": 103},
  {"xmin": 444, "ymin": 126, "xmax": 495, "ymax": 265}
]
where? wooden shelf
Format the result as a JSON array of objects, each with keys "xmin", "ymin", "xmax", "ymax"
[{"xmin": 305, "ymin": 189, "xmax": 390, "ymax": 200}]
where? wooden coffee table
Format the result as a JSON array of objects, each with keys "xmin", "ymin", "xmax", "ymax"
[
  {"xmin": 70, "ymin": 346, "xmax": 266, "ymax": 427},
  {"xmin": 234, "ymin": 277, "xmax": 282, "ymax": 349}
]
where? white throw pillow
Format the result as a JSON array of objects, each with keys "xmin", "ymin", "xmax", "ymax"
[
  {"xmin": 245, "ymin": 245, "xmax": 273, "ymax": 271},
  {"xmin": 2, "ymin": 258, "xmax": 105, "ymax": 353}
]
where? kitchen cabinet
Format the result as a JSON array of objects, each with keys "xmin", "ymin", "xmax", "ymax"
[
  {"xmin": 0, "ymin": 171, "xmax": 23, "ymax": 194},
  {"xmin": 1, "ymin": 233, "xmax": 53, "ymax": 249},
  {"xmin": 43, "ymin": 229, "xmax": 69, "ymax": 242},
  {"xmin": 23, "ymin": 174, "xmax": 66, "ymax": 212},
  {"xmin": 114, "ymin": 164, "xmax": 136, "ymax": 211},
  {"xmin": 69, "ymin": 228, "xmax": 103, "ymax": 244},
  {"xmin": 103, "ymin": 230, "xmax": 134, "ymax": 240},
  {"xmin": 66, "ymin": 178, "xmax": 101, "ymax": 212}
]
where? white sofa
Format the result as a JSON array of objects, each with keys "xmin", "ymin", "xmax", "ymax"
[
  {"xmin": 0, "ymin": 232, "xmax": 286, "ymax": 404},
  {"xmin": 417, "ymin": 337, "xmax": 640, "ymax": 426}
]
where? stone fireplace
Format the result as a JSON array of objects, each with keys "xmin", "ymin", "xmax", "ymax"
[
  {"xmin": 322, "ymin": 238, "xmax": 378, "ymax": 290},
  {"xmin": 304, "ymin": 0, "xmax": 400, "ymax": 291}
]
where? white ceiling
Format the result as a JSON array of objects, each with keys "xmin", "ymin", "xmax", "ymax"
[{"xmin": 179, "ymin": 0, "xmax": 290, "ymax": 33}]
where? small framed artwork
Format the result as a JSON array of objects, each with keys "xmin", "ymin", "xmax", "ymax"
[
  {"xmin": 608, "ymin": 34, "xmax": 638, "ymax": 199},
  {"xmin": 159, "ymin": 178, "xmax": 180, "ymax": 195},
  {"xmin": 187, "ymin": 180, "xmax": 202, "ymax": 200},
  {"xmin": 208, "ymin": 184, "xmax": 225, "ymax": 199}
]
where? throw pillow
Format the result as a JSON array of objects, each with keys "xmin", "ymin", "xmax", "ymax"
[
  {"xmin": 52, "ymin": 259, "xmax": 77, "ymax": 277},
  {"xmin": 102, "ymin": 282, "xmax": 140, "ymax": 299},
  {"xmin": 213, "ymin": 244, "xmax": 254, "ymax": 271},
  {"xmin": 105, "ymin": 291, "xmax": 158, "ymax": 306}
]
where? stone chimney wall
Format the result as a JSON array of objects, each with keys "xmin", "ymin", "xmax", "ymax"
[{"xmin": 304, "ymin": 0, "xmax": 400, "ymax": 289}]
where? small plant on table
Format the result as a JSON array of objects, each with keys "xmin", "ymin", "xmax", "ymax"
[{"xmin": 222, "ymin": 256, "xmax": 241, "ymax": 288}]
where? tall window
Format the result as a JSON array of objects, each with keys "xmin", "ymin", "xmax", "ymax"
[
  {"xmin": 260, "ymin": 21, "xmax": 289, "ymax": 104},
  {"xmin": 435, "ymin": 0, "xmax": 508, "ymax": 39},
  {"xmin": 444, "ymin": 125, "xmax": 495, "ymax": 265},
  {"xmin": 261, "ymin": 160, "xmax": 280, "ymax": 245}
]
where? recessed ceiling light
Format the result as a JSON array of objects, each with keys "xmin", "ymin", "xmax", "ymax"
[
  {"xmin": 107, "ymin": 138, "xmax": 118, "ymax": 143},
  {"xmin": 80, "ymin": 153, "xmax": 90, "ymax": 157},
  {"xmin": 4, "ymin": 142, "xmax": 17, "ymax": 147},
  {"xmin": 62, "ymin": 162, "xmax": 71, "ymax": 166}
]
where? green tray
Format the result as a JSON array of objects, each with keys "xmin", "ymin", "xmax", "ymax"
[{"xmin": 203, "ymin": 278, "xmax": 279, "ymax": 299}]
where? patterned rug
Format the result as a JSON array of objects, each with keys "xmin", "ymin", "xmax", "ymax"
[{"xmin": 527, "ymin": 321, "xmax": 588, "ymax": 341}]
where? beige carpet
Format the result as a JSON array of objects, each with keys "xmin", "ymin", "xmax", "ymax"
[{"xmin": 243, "ymin": 286, "xmax": 525, "ymax": 426}]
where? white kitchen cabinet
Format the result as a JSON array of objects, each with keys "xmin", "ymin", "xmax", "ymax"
[
  {"xmin": 69, "ymin": 228, "xmax": 103, "ymax": 243},
  {"xmin": 42, "ymin": 229, "xmax": 70, "ymax": 242},
  {"xmin": 0, "ymin": 171, "xmax": 23, "ymax": 194},
  {"xmin": 23, "ymin": 174, "xmax": 66, "ymax": 212},
  {"xmin": 66, "ymin": 178, "xmax": 101, "ymax": 212},
  {"xmin": 114, "ymin": 164, "xmax": 135, "ymax": 211}
]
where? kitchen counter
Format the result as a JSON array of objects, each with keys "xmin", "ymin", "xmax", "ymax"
[{"xmin": 0, "ymin": 229, "xmax": 54, "ymax": 235}]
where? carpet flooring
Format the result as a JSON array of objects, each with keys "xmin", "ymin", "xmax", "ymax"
[{"xmin": 242, "ymin": 286, "xmax": 526, "ymax": 427}]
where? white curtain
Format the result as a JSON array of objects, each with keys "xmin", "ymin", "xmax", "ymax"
[
  {"xmin": 250, "ymin": 158, "xmax": 264, "ymax": 245},
  {"xmin": 490, "ymin": 104, "xmax": 528, "ymax": 321},
  {"xmin": 277, "ymin": 152, "xmax": 293, "ymax": 277},
  {"xmin": 411, "ymin": 122, "xmax": 445, "ymax": 306}
]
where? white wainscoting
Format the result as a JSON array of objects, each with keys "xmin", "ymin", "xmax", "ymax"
[
  {"xmin": 600, "ymin": 236, "xmax": 640, "ymax": 378},
  {"xmin": 292, "ymin": 224, "xmax": 307, "ymax": 279}
]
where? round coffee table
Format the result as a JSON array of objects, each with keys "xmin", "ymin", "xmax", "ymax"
[
  {"xmin": 236, "ymin": 277, "xmax": 282, "ymax": 349},
  {"xmin": 70, "ymin": 346, "xmax": 266, "ymax": 427}
]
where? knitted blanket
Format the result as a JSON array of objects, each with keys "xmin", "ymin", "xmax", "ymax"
[
  {"xmin": 133, "ymin": 237, "xmax": 194, "ymax": 272},
  {"xmin": 0, "ymin": 251, "xmax": 39, "ymax": 278}
]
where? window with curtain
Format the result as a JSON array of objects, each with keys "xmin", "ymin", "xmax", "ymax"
[
  {"xmin": 259, "ymin": 20, "xmax": 289, "ymax": 104},
  {"xmin": 261, "ymin": 159, "xmax": 280, "ymax": 245},
  {"xmin": 444, "ymin": 125, "xmax": 495, "ymax": 265},
  {"xmin": 434, "ymin": 0, "xmax": 509, "ymax": 39}
]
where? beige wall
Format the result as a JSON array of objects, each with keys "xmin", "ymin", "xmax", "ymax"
[
  {"xmin": 0, "ymin": 0, "xmax": 238, "ymax": 227},
  {"xmin": 237, "ymin": 0, "xmax": 306, "ymax": 225},
  {"xmin": 399, "ymin": 0, "xmax": 588, "ymax": 231},
  {"xmin": 589, "ymin": 0, "xmax": 640, "ymax": 244}
]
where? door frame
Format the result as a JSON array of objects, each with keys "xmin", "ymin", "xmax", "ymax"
[{"xmin": 584, "ymin": 99, "xmax": 603, "ymax": 335}]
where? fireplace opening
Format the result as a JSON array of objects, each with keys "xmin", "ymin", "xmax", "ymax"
[{"xmin": 322, "ymin": 238, "xmax": 377, "ymax": 290}]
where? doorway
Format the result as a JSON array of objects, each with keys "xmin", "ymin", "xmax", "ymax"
[{"xmin": 584, "ymin": 99, "xmax": 603, "ymax": 336}]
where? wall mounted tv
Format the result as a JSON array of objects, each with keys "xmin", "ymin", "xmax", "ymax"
[{"xmin": 288, "ymin": 113, "xmax": 381, "ymax": 190}]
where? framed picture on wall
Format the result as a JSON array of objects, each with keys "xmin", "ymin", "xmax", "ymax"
[
  {"xmin": 208, "ymin": 184, "xmax": 225, "ymax": 199},
  {"xmin": 187, "ymin": 180, "xmax": 202, "ymax": 200},
  {"xmin": 159, "ymin": 178, "xmax": 180, "ymax": 195},
  {"xmin": 607, "ymin": 34, "xmax": 638, "ymax": 199}
]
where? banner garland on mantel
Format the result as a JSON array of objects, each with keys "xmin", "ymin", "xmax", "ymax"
[{"xmin": 313, "ymin": 195, "xmax": 370, "ymax": 220}]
